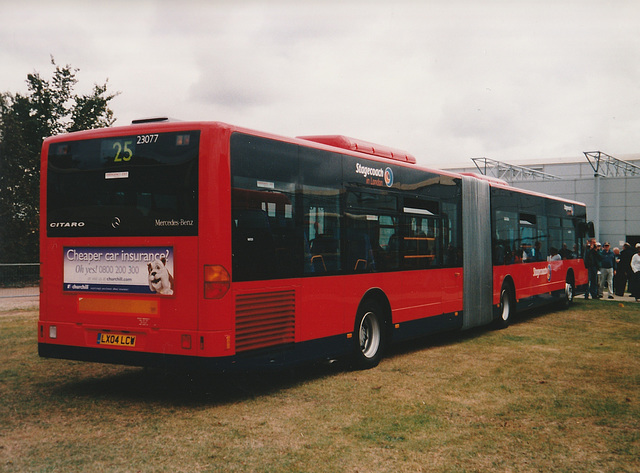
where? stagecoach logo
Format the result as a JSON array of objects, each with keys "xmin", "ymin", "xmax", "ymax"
[
  {"xmin": 49, "ymin": 221, "xmax": 85, "ymax": 228},
  {"xmin": 533, "ymin": 265, "xmax": 553, "ymax": 282},
  {"xmin": 355, "ymin": 163, "xmax": 394, "ymax": 188},
  {"xmin": 384, "ymin": 167, "xmax": 394, "ymax": 187}
]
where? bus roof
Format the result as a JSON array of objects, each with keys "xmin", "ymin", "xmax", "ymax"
[
  {"xmin": 42, "ymin": 119, "xmax": 585, "ymax": 208},
  {"xmin": 297, "ymin": 135, "xmax": 416, "ymax": 164},
  {"xmin": 459, "ymin": 172, "xmax": 510, "ymax": 187}
]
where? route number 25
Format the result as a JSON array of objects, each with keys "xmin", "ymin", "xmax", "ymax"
[{"xmin": 113, "ymin": 140, "xmax": 133, "ymax": 162}]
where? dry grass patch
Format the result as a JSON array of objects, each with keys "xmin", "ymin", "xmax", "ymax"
[{"xmin": 1, "ymin": 300, "xmax": 639, "ymax": 472}]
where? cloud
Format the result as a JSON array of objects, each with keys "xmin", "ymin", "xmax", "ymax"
[{"xmin": 1, "ymin": 0, "xmax": 639, "ymax": 166}]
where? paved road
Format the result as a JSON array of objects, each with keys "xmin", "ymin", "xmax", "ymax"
[{"xmin": 0, "ymin": 287, "xmax": 39, "ymax": 311}]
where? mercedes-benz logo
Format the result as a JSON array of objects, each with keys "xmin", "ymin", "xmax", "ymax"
[{"xmin": 111, "ymin": 216, "xmax": 121, "ymax": 229}]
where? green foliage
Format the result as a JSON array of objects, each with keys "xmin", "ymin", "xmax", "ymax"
[{"xmin": 0, "ymin": 57, "xmax": 118, "ymax": 262}]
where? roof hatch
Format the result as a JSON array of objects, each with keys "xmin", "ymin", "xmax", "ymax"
[
  {"xmin": 131, "ymin": 117, "xmax": 181, "ymax": 124},
  {"xmin": 297, "ymin": 135, "xmax": 416, "ymax": 164}
]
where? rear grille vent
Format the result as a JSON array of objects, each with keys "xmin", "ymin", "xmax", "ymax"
[{"xmin": 235, "ymin": 290, "xmax": 295, "ymax": 353}]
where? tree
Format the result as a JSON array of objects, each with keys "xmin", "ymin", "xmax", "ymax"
[{"xmin": 0, "ymin": 57, "xmax": 119, "ymax": 263}]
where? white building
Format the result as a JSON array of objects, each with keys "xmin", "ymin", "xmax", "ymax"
[{"xmin": 445, "ymin": 152, "xmax": 640, "ymax": 250}]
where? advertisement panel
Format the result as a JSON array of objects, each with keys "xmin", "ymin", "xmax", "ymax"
[{"xmin": 63, "ymin": 247, "xmax": 175, "ymax": 295}]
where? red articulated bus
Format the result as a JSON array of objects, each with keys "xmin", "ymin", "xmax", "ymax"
[{"xmin": 38, "ymin": 119, "xmax": 590, "ymax": 371}]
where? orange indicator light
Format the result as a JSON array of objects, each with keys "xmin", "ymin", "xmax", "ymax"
[{"xmin": 204, "ymin": 265, "xmax": 230, "ymax": 299}]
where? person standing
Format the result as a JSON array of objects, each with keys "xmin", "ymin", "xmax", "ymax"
[
  {"xmin": 599, "ymin": 242, "xmax": 616, "ymax": 299},
  {"xmin": 584, "ymin": 239, "xmax": 601, "ymax": 299},
  {"xmin": 618, "ymin": 242, "xmax": 634, "ymax": 296},
  {"xmin": 631, "ymin": 244, "xmax": 640, "ymax": 302},
  {"xmin": 613, "ymin": 247, "xmax": 622, "ymax": 295}
]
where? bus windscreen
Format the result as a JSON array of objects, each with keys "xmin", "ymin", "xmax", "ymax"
[{"xmin": 46, "ymin": 130, "xmax": 200, "ymax": 237}]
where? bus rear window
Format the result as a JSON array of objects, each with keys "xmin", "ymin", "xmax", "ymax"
[{"xmin": 47, "ymin": 131, "xmax": 199, "ymax": 237}]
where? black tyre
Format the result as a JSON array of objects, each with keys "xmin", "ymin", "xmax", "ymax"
[
  {"xmin": 494, "ymin": 283, "xmax": 515, "ymax": 329},
  {"xmin": 352, "ymin": 301, "xmax": 386, "ymax": 369},
  {"xmin": 560, "ymin": 276, "xmax": 574, "ymax": 309}
]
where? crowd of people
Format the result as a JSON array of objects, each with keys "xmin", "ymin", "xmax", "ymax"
[{"xmin": 583, "ymin": 239, "xmax": 640, "ymax": 302}]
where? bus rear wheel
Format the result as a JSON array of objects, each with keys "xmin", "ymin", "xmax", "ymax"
[
  {"xmin": 560, "ymin": 276, "xmax": 575, "ymax": 309},
  {"xmin": 352, "ymin": 302, "xmax": 385, "ymax": 369},
  {"xmin": 494, "ymin": 283, "xmax": 515, "ymax": 330}
]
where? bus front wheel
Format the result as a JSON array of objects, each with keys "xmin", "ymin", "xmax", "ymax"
[{"xmin": 352, "ymin": 302, "xmax": 385, "ymax": 369}]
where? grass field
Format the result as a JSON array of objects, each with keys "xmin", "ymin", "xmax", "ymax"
[{"xmin": 1, "ymin": 299, "xmax": 639, "ymax": 472}]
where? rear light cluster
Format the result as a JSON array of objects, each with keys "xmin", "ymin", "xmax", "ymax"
[
  {"xmin": 204, "ymin": 265, "xmax": 230, "ymax": 299},
  {"xmin": 39, "ymin": 324, "xmax": 57, "ymax": 340}
]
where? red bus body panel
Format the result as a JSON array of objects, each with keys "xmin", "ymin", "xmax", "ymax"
[
  {"xmin": 38, "ymin": 120, "xmax": 587, "ymax": 371},
  {"xmin": 493, "ymin": 260, "xmax": 587, "ymax": 306}
]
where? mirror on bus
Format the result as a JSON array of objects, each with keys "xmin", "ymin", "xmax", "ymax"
[{"xmin": 578, "ymin": 221, "xmax": 595, "ymax": 238}]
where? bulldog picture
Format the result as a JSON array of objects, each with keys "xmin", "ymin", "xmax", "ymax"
[{"xmin": 147, "ymin": 256, "xmax": 174, "ymax": 295}]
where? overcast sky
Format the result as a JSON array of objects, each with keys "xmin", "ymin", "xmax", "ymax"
[{"xmin": 1, "ymin": 0, "xmax": 639, "ymax": 167}]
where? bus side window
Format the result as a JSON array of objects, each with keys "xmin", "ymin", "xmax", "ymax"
[
  {"xmin": 231, "ymin": 186, "xmax": 296, "ymax": 281},
  {"xmin": 345, "ymin": 213, "xmax": 376, "ymax": 272},
  {"xmin": 379, "ymin": 215, "xmax": 400, "ymax": 270},
  {"xmin": 562, "ymin": 218, "xmax": 577, "ymax": 259},
  {"xmin": 230, "ymin": 133, "xmax": 299, "ymax": 281},
  {"xmin": 491, "ymin": 186, "xmax": 519, "ymax": 266},
  {"xmin": 344, "ymin": 212, "xmax": 400, "ymax": 272},
  {"xmin": 303, "ymin": 187, "xmax": 341, "ymax": 274},
  {"xmin": 232, "ymin": 206, "xmax": 277, "ymax": 280},
  {"xmin": 442, "ymin": 200, "xmax": 462, "ymax": 268},
  {"xmin": 402, "ymin": 199, "xmax": 440, "ymax": 270},
  {"xmin": 344, "ymin": 190, "xmax": 399, "ymax": 273},
  {"xmin": 548, "ymin": 217, "xmax": 563, "ymax": 259},
  {"xmin": 537, "ymin": 215, "xmax": 548, "ymax": 261},
  {"xmin": 519, "ymin": 213, "xmax": 537, "ymax": 263},
  {"xmin": 494, "ymin": 210, "xmax": 518, "ymax": 265}
]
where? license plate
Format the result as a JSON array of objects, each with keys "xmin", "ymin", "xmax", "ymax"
[{"xmin": 97, "ymin": 333, "xmax": 136, "ymax": 347}]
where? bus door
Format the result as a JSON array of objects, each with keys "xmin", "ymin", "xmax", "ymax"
[
  {"xmin": 396, "ymin": 200, "xmax": 443, "ymax": 321},
  {"xmin": 440, "ymin": 210, "xmax": 464, "ymax": 315}
]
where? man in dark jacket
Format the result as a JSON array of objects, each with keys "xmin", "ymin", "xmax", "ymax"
[{"xmin": 584, "ymin": 239, "xmax": 601, "ymax": 299}]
